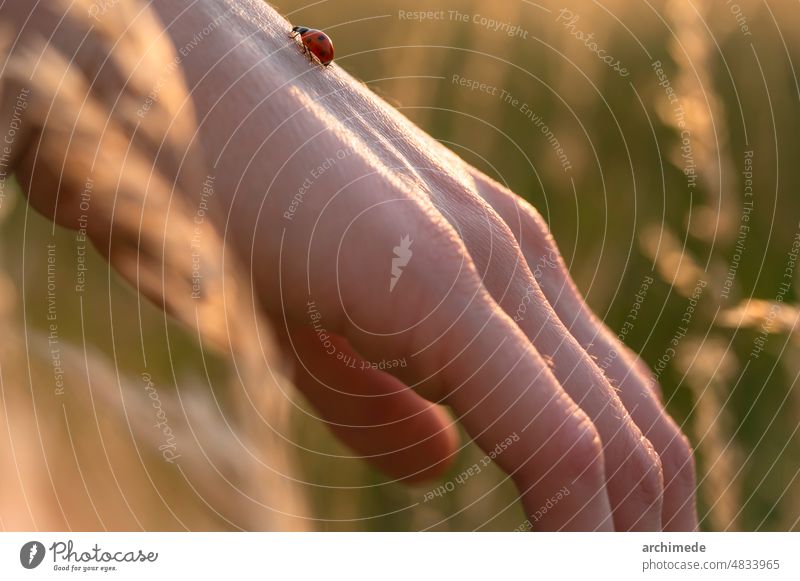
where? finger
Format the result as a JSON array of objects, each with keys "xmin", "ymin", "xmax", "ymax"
[
  {"xmin": 285, "ymin": 326, "xmax": 458, "ymax": 482},
  {"xmin": 327, "ymin": 198, "xmax": 615, "ymax": 530},
  {"xmin": 429, "ymin": 178, "xmax": 663, "ymax": 531},
  {"xmin": 471, "ymin": 170, "xmax": 698, "ymax": 530}
]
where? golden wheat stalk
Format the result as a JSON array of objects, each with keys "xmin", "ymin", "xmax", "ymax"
[{"xmin": 0, "ymin": 0, "xmax": 306, "ymax": 530}]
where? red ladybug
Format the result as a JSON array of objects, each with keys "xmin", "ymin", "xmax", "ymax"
[{"xmin": 290, "ymin": 26, "xmax": 334, "ymax": 67}]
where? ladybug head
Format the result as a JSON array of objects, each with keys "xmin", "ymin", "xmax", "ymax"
[{"xmin": 292, "ymin": 26, "xmax": 310, "ymax": 34}]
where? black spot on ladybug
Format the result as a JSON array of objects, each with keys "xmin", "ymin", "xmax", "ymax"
[{"xmin": 318, "ymin": 35, "xmax": 325, "ymax": 41}]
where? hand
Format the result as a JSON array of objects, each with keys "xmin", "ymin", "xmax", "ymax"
[
  {"xmin": 155, "ymin": 0, "xmax": 696, "ymax": 531},
  {"xmin": 4, "ymin": 0, "xmax": 698, "ymax": 530}
]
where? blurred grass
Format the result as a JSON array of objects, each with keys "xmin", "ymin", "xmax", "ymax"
[{"xmin": 3, "ymin": 0, "xmax": 800, "ymax": 530}]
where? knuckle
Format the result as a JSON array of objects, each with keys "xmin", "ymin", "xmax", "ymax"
[
  {"xmin": 627, "ymin": 441, "xmax": 665, "ymax": 509},
  {"xmin": 553, "ymin": 420, "xmax": 606, "ymax": 486},
  {"xmin": 661, "ymin": 433, "xmax": 697, "ymax": 493}
]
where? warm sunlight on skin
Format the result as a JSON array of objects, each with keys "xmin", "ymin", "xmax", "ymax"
[{"xmin": 4, "ymin": 0, "xmax": 697, "ymax": 531}]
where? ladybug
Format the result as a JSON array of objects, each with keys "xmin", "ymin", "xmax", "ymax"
[{"xmin": 290, "ymin": 26, "xmax": 334, "ymax": 67}]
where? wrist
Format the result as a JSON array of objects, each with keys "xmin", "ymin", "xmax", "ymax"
[{"xmin": 149, "ymin": 0, "xmax": 307, "ymax": 252}]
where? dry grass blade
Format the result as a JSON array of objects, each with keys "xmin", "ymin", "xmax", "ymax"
[{"xmin": 0, "ymin": 0, "xmax": 307, "ymax": 530}]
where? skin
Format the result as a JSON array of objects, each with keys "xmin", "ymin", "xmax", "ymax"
[{"xmin": 3, "ymin": 0, "xmax": 697, "ymax": 530}]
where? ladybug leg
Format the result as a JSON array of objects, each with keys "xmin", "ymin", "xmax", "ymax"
[{"xmin": 295, "ymin": 41, "xmax": 310, "ymax": 61}]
